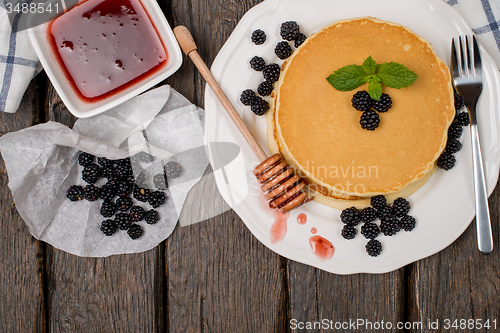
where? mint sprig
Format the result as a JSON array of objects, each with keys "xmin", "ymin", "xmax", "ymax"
[{"xmin": 326, "ymin": 56, "xmax": 418, "ymax": 100}]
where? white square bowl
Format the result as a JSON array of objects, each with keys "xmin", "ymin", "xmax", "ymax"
[{"xmin": 27, "ymin": 0, "xmax": 182, "ymax": 118}]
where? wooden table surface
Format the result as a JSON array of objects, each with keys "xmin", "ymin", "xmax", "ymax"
[{"xmin": 1, "ymin": 0, "xmax": 500, "ymax": 332}]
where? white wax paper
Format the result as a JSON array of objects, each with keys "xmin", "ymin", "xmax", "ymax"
[{"xmin": 0, "ymin": 85, "xmax": 208, "ymax": 257}]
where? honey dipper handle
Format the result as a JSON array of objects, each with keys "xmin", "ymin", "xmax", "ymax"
[{"xmin": 173, "ymin": 26, "xmax": 268, "ymax": 162}]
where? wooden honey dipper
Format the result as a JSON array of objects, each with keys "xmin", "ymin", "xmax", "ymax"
[{"xmin": 173, "ymin": 26, "xmax": 308, "ymax": 212}]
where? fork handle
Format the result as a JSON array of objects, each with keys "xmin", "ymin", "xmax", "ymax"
[{"xmin": 469, "ymin": 106, "xmax": 493, "ymax": 254}]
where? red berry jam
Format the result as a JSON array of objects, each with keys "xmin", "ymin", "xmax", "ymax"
[{"xmin": 48, "ymin": 0, "xmax": 167, "ymax": 103}]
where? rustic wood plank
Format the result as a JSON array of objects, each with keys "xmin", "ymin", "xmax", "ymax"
[
  {"xmin": 164, "ymin": 0, "xmax": 288, "ymax": 332},
  {"xmin": 287, "ymin": 261, "xmax": 406, "ymax": 332},
  {"xmin": 166, "ymin": 211, "xmax": 287, "ymax": 332},
  {"xmin": 408, "ymin": 179, "xmax": 500, "ymax": 332},
  {"xmin": 44, "ymin": 85, "xmax": 164, "ymax": 333},
  {"xmin": 0, "ymin": 76, "xmax": 46, "ymax": 333}
]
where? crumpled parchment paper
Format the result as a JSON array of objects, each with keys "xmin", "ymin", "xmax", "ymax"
[{"xmin": 0, "ymin": 85, "xmax": 208, "ymax": 257}]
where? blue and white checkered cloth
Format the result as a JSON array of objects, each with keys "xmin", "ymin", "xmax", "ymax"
[
  {"xmin": 446, "ymin": 0, "xmax": 500, "ymax": 68},
  {"xmin": 0, "ymin": 0, "xmax": 499, "ymax": 113}
]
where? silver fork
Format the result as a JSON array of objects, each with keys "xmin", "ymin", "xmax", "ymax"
[{"xmin": 451, "ymin": 35, "xmax": 493, "ymax": 254}]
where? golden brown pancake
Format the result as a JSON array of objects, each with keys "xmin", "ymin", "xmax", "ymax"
[{"xmin": 267, "ymin": 17, "xmax": 455, "ymax": 209}]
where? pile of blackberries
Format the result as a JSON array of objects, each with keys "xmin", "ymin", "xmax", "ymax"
[
  {"xmin": 351, "ymin": 91, "xmax": 392, "ymax": 130},
  {"xmin": 436, "ymin": 90, "xmax": 470, "ymax": 171},
  {"xmin": 67, "ymin": 152, "xmax": 182, "ymax": 240},
  {"xmin": 242, "ymin": 21, "xmax": 308, "ymax": 116},
  {"xmin": 340, "ymin": 195, "xmax": 416, "ymax": 257}
]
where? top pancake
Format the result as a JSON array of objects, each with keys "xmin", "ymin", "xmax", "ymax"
[{"xmin": 268, "ymin": 17, "xmax": 455, "ymax": 201}]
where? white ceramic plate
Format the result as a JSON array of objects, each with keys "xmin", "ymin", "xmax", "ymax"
[{"xmin": 204, "ymin": 0, "xmax": 500, "ymax": 274}]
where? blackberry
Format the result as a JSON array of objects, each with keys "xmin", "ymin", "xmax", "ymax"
[
  {"xmin": 114, "ymin": 162, "xmax": 132, "ymax": 181},
  {"xmin": 249, "ymin": 56, "xmax": 265, "ymax": 71},
  {"xmin": 131, "ymin": 151, "xmax": 153, "ymax": 164},
  {"xmin": 454, "ymin": 90, "xmax": 465, "ymax": 110},
  {"xmin": 361, "ymin": 222, "xmax": 380, "ymax": 240},
  {"xmin": 240, "ymin": 89, "xmax": 256, "ymax": 106},
  {"xmin": 274, "ymin": 41, "xmax": 292, "ymax": 60},
  {"xmin": 116, "ymin": 196, "xmax": 133, "ymax": 211},
  {"xmin": 145, "ymin": 210, "xmax": 159, "ymax": 224},
  {"xmin": 251, "ymin": 29, "xmax": 266, "ymax": 45},
  {"xmin": 115, "ymin": 180, "xmax": 133, "ymax": 196},
  {"xmin": 372, "ymin": 93, "xmax": 392, "ymax": 112},
  {"xmin": 445, "ymin": 139, "xmax": 462, "ymax": 154},
  {"xmin": 366, "ymin": 239, "xmax": 382, "ymax": 257},
  {"xmin": 127, "ymin": 224, "xmax": 143, "ymax": 240},
  {"xmin": 392, "ymin": 197, "xmax": 410, "ymax": 217},
  {"xmin": 437, "ymin": 151, "xmax": 456, "ymax": 171},
  {"xmin": 370, "ymin": 195, "xmax": 387, "ymax": 210},
  {"xmin": 280, "ymin": 21, "xmax": 300, "ymax": 41},
  {"xmin": 100, "ymin": 183, "xmax": 116, "ymax": 201},
  {"xmin": 100, "ymin": 219, "xmax": 117, "ymax": 236},
  {"xmin": 82, "ymin": 163, "xmax": 101, "ymax": 184},
  {"xmin": 262, "ymin": 63, "xmax": 280, "ymax": 83},
  {"xmin": 455, "ymin": 112, "xmax": 470, "ymax": 126},
  {"xmin": 341, "ymin": 224, "xmax": 357, "ymax": 240},
  {"xmin": 351, "ymin": 91, "xmax": 372, "ymax": 111},
  {"xmin": 340, "ymin": 207, "xmax": 361, "ymax": 226},
  {"xmin": 97, "ymin": 156, "xmax": 112, "ymax": 167},
  {"xmin": 133, "ymin": 185, "xmax": 151, "ymax": 202},
  {"xmin": 115, "ymin": 157, "xmax": 132, "ymax": 169},
  {"xmin": 360, "ymin": 207, "xmax": 377, "ymax": 223},
  {"xmin": 165, "ymin": 161, "xmax": 182, "ymax": 179},
  {"xmin": 83, "ymin": 184, "xmax": 101, "ymax": 201},
  {"xmin": 294, "ymin": 33, "xmax": 307, "ymax": 47},
  {"xmin": 360, "ymin": 110, "xmax": 380, "ymax": 130},
  {"xmin": 153, "ymin": 173, "xmax": 168, "ymax": 190},
  {"xmin": 250, "ymin": 97, "xmax": 269, "ymax": 116},
  {"xmin": 115, "ymin": 212, "xmax": 132, "ymax": 230},
  {"xmin": 101, "ymin": 165, "xmax": 116, "ymax": 181},
  {"xmin": 400, "ymin": 215, "xmax": 416, "ymax": 232},
  {"xmin": 67, "ymin": 185, "xmax": 84, "ymax": 201},
  {"xmin": 448, "ymin": 122, "xmax": 463, "ymax": 140},
  {"xmin": 100, "ymin": 200, "xmax": 116, "ymax": 218},
  {"xmin": 133, "ymin": 170, "xmax": 146, "ymax": 187},
  {"xmin": 130, "ymin": 206, "xmax": 145, "ymax": 222},
  {"xmin": 149, "ymin": 191, "xmax": 166, "ymax": 208},
  {"xmin": 380, "ymin": 216, "xmax": 401, "ymax": 236},
  {"xmin": 376, "ymin": 205, "xmax": 392, "ymax": 221},
  {"xmin": 78, "ymin": 152, "xmax": 94, "ymax": 166},
  {"xmin": 257, "ymin": 80, "xmax": 273, "ymax": 96}
]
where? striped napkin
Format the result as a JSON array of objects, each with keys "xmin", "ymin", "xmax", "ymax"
[
  {"xmin": 0, "ymin": 0, "xmax": 499, "ymax": 114},
  {"xmin": 445, "ymin": 0, "xmax": 500, "ymax": 68}
]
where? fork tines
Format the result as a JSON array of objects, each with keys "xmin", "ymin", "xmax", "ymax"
[{"xmin": 451, "ymin": 35, "xmax": 482, "ymax": 79}]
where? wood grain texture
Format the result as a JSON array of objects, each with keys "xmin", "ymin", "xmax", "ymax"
[
  {"xmin": 44, "ymin": 85, "xmax": 164, "ymax": 333},
  {"xmin": 166, "ymin": 213, "xmax": 287, "ymax": 332},
  {"xmin": 287, "ymin": 261, "xmax": 406, "ymax": 332},
  {"xmin": 0, "ymin": 77, "xmax": 46, "ymax": 333},
  {"xmin": 408, "ymin": 178, "xmax": 500, "ymax": 332}
]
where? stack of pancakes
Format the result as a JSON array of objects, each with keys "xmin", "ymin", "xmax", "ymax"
[{"xmin": 267, "ymin": 17, "xmax": 455, "ymax": 209}]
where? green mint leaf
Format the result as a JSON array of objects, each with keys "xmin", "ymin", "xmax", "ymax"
[
  {"xmin": 327, "ymin": 64, "xmax": 367, "ymax": 91},
  {"xmin": 361, "ymin": 56, "xmax": 377, "ymax": 74},
  {"xmin": 364, "ymin": 74, "xmax": 382, "ymax": 100},
  {"xmin": 368, "ymin": 80, "xmax": 382, "ymax": 100},
  {"xmin": 376, "ymin": 62, "xmax": 418, "ymax": 88}
]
